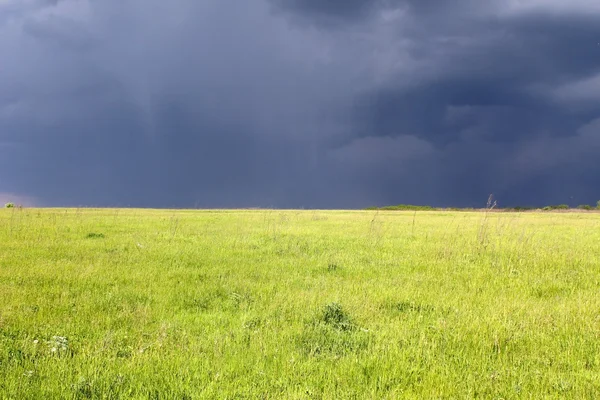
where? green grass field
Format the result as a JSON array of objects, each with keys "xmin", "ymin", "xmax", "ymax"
[{"xmin": 1, "ymin": 208, "xmax": 600, "ymax": 399}]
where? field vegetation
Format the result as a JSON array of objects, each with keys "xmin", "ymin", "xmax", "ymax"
[{"xmin": 1, "ymin": 208, "xmax": 600, "ymax": 398}]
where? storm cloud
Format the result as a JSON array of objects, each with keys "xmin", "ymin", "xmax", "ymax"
[{"xmin": 1, "ymin": 0, "xmax": 599, "ymax": 208}]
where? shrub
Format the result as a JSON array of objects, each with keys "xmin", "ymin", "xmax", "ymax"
[
  {"xmin": 597, "ymin": 200, "xmax": 600, "ymax": 210},
  {"xmin": 4, "ymin": 203, "xmax": 14, "ymax": 208},
  {"xmin": 578, "ymin": 205, "xmax": 594, "ymax": 211},
  {"xmin": 543, "ymin": 205, "xmax": 569, "ymax": 211},
  {"xmin": 512, "ymin": 206, "xmax": 535, "ymax": 212},
  {"xmin": 368, "ymin": 204, "xmax": 436, "ymax": 211},
  {"xmin": 296, "ymin": 302, "xmax": 369, "ymax": 357}
]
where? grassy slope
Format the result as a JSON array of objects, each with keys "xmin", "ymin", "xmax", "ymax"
[{"xmin": 1, "ymin": 208, "xmax": 599, "ymax": 399}]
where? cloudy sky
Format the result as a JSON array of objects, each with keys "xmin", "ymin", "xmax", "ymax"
[{"xmin": 1, "ymin": 0, "xmax": 599, "ymax": 208}]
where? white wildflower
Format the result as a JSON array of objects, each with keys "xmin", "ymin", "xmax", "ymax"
[{"xmin": 47, "ymin": 336, "xmax": 69, "ymax": 354}]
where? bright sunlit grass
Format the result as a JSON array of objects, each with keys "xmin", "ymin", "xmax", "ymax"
[{"xmin": 1, "ymin": 208, "xmax": 599, "ymax": 398}]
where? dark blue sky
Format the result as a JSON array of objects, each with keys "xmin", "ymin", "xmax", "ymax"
[{"xmin": 1, "ymin": 0, "xmax": 600, "ymax": 208}]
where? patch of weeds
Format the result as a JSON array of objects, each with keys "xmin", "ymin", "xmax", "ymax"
[
  {"xmin": 297, "ymin": 302, "xmax": 371, "ymax": 358},
  {"xmin": 322, "ymin": 302, "xmax": 355, "ymax": 331},
  {"xmin": 72, "ymin": 376, "xmax": 96, "ymax": 399},
  {"xmin": 378, "ymin": 300, "xmax": 438, "ymax": 320},
  {"xmin": 229, "ymin": 291, "xmax": 254, "ymax": 311},
  {"xmin": 116, "ymin": 348, "xmax": 132, "ymax": 359},
  {"xmin": 86, "ymin": 232, "xmax": 105, "ymax": 239},
  {"xmin": 392, "ymin": 301, "xmax": 436, "ymax": 314},
  {"xmin": 47, "ymin": 336, "xmax": 72, "ymax": 357},
  {"xmin": 327, "ymin": 263, "xmax": 340, "ymax": 272},
  {"xmin": 241, "ymin": 316, "xmax": 263, "ymax": 349},
  {"xmin": 242, "ymin": 316, "xmax": 262, "ymax": 331}
]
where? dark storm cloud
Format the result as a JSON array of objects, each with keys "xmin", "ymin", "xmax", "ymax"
[
  {"xmin": 1, "ymin": 0, "xmax": 600, "ymax": 208},
  {"xmin": 320, "ymin": 0, "xmax": 600, "ymax": 206},
  {"xmin": 269, "ymin": 0, "xmax": 374, "ymax": 20}
]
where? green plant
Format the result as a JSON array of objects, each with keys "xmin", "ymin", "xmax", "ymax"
[
  {"xmin": 477, "ymin": 194, "xmax": 497, "ymax": 247},
  {"xmin": 366, "ymin": 204, "xmax": 435, "ymax": 211},
  {"xmin": 321, "ymin": 302, "xmax": 354, "ymax": 331},
  {"xmin": 512, "ymin": 206, "xmax": 535, "ymax": 212},
  {"xmin": 597, "ymin": 200, "xmax": 600, "ymax": 210},
  {"xmin": 4, "ymin": 202, "xmax": 14, "ymax": 208},
  {"xmin": 578, "ymin": 205, "xmax": 593, "ymax": 211},
  {"xmin": 86, "ymin": 232, "xmax": 105, "ymax": 239},
  {"xmin": 543, "ymin": 204, "xmax": 569, "ymax": 211}
]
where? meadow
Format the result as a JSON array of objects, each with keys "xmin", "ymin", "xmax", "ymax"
[{"xmin": 1, "ymin": 208, "xmax": 599, "ymax": 399}]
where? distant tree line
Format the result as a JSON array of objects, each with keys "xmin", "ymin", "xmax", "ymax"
[
  {"xmin": 366, "ymin": 201, "xmax": 600, "ymax": 211},
  {"xmin": 365, "ymin": 204, "xmax": 436, "ymax": 211}
]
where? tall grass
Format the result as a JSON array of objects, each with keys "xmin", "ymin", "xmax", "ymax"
[{"xmin": 1, "ymin": 208, "xmax": 599, "ymax": 398}]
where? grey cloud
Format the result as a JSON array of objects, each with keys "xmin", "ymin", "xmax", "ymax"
[
  {"xmin": 512, "ymin": 118, "xmax": 600, "ymax": 173},
  {"xmin": 22, "ymin": 14, "xmax": 94, "ymax": 51},
  {"xmin": 267, "ymin": 0, "xmax": 399, "ymax": 26},
  {"xmin": 1, "ymin": 0, "xmax": 600, "ymax": 208},
  {"xmin": 270, "ymin": 0, "xmax": 374, "ymax": 18},
  {"xmin": 0, "ymin": 0, "xmax": 62, "ymax": 26},
  {"xmin": 0, "ymin": 0, "xmax": 355, "ymax": 207},
  {"xmin": 551, "ymin": 73, "xmax": 600, "ymax": 110}
]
